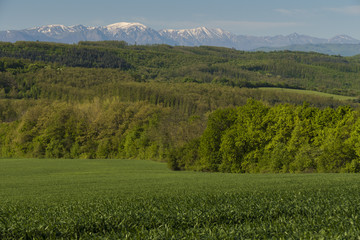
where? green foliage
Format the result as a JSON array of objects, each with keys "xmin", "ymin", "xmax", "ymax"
[
  {"xmin": 199, "ymin": 108, "xmax": 237, "ymax": 171},
  {"xmin": 168, "ymin": 138, "xmax": 201, "ymax": 170},
  {"xmin": 0, "ymin": 101, "xmax": 167, "ymax": 160},
  {"xmin": 174, "ymin": 100, "xmax": 360, "ymax": 173}
]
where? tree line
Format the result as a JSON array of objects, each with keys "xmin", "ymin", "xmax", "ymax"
[{"xmin": 0, "ymin": 99, "xmax": 207, "ymax": 161}]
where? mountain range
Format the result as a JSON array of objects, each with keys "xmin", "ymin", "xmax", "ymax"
[
  {"xmin": 256, "ymin": 44, "xmax": 360, "ymax": 57},
  {"xmin": 1, "ymin": 22, "xmax": 360, "ymax": 53}
]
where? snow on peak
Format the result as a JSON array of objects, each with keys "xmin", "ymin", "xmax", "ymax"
[
  {"xmin": 105, "ymin": 22, "xmax": 147, "ymax": 30},
  {"xmin": 329, "ymin": 35, "xmax": 359, "ymax": 43},
  {"xmin": 288, "ymin": 33, "xmax": 301, "ymax": 38},
  {"xmin": 161, "ymin": 26, "xmax": 230, "ymax": 39},
  {"xmin": 38, "ymin": 24, "xmax": 68, "ymax": 31},
  {"xmin": 103, "ymin": 22, "xmax": 149, "ymax": 36},
  {"xmin": 69, "ymin": 24, "xmax": 89, "ymax": 31},
  {"xmin": 33, "ymin": 24, "xmax": 75, "ymax": 36}
]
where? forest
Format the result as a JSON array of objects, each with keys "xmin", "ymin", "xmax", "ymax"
[{"xmin": 1, "ymin": 41, "xmax": 360, "ymax": 172}]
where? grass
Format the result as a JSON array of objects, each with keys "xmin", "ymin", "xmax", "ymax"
[
  {"xmin": 1, "ymin": 158, "xmax": 360, "ymax": 239},
  {"xmin": 259, "ymin": 87, "xmax": 358, "ymax": 101}
]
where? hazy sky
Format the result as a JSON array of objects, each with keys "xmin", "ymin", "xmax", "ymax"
[{"xmin": 1, "ymin": 0, "xmax": 360, "ymax": 38}]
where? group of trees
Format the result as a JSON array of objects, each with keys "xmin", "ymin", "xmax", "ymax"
[
  {"xmin": 0, "ymin": 42, "xmax": 131, "ymax": 69},
  {"xmin": 0, "ymin": 100, "xmax": 174, "ymax": 160},
  {"xmin": 170, "ymin": 100, "xmax": 360, "ymax": 173}
]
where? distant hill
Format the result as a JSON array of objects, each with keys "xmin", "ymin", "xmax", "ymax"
[
  {"xmin": 1, "ymin": 22, "xmax": 359, "ymax": 52},
  {"xmin": 255, "ymin": 43, "xmax": 360, "ymax": 56},
  {"xmin": 1, "ymin": 41, "xmax": 360, "ymax": 98}
]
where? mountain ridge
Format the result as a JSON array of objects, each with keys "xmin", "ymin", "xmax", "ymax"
[
  {"xmin": 1, "ymin": 22, "xmax": 359, "ymax": 52},
  {"xmin": 256, "ymin": 43, "xmax": 360, "ymax": 57}
]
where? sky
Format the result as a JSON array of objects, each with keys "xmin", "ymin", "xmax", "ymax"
[{"xmin": 0, "ymin": 0, "xmax": 360, "ymax": 39}]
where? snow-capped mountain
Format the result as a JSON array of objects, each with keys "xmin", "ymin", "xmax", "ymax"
[
  {"xmin": 231, "ymin": 33, "xmax": 328, "ymax": 50},
  {"xmin": 328, "ymin": 35, "xmax": 360, "ymax": 44},
  {"xmin": 266, "ymin": 33, "xmax": 326, "ymax": 46},
  {"xmin": 103, "ymin": 22, "xmax": 148, "ymax": 35},
  {"xmin": 0, "ymin": 22, "xmax": 359, "ymax": 51},
  {"xmin": 159, "ymin": 27, "xmax": 236, "ymax": 47},
  {"xmin": 101, "ymin": 22, "xmax": 166, "ymax": 44},
  {"xmin": 30, "ymin": 24, "xmax": 83, "ymax": 37}
]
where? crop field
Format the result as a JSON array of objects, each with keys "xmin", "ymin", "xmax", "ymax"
[
  {"xmin": 259, "ymin": 87, "xmax": 358, "ymax": 101},
  {"xmin": 1, "ymin": 159, "xmax": 360, "ymax": 239}
]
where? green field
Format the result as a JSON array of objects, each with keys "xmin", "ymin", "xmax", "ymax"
[
  {"xmin": 1, "ymin": 159, "xmax": 360, "ymax": 239},
  {"xmin": 259, "ymin": 87, "xmax": 358, "ymax": 101}
]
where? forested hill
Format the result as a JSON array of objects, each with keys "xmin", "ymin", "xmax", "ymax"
[
  {"xmin": 1, "ymin": 41, "xmax": 360, "ymax": 172},
  {"xmin": 1, "ymin": 41, "xmax": 360, "ymax": 96},
  {"xmin": 256, "ymin": 43, "xmax": 360, "ymax": 57}
]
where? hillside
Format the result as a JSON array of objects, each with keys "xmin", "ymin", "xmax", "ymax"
[
  {"xmin": 256, "ymin": 43, "xmax": 360, "ymax": 57},
  {"xmin": 1, "ymin": 41, "xmax": 360, "ymax": 96},
  {"xmin": 1, "ymin": 41, "xmax": 360, "ymax": 172}
]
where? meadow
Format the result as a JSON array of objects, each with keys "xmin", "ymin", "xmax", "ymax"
[
  {"xmin": 1, "ymin": 158, "xmax": 360, "ymax": 239},
  {"xmin": 259, "ymin": 87, "xmax": 358, "ymax": 101}
]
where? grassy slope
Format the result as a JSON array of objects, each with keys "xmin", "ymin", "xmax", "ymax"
[
  {"xmin": 2, "ymin": 159, "xmax": 360, "ymax": 238},
  {"xmin": 259, "ymin": 87, "xmax": 359, "ymax": 101}
]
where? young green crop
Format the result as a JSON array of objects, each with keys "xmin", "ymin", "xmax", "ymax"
[{"xmin": 1, "ymin": 158, "xmax": 360, "ymax": 239}]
